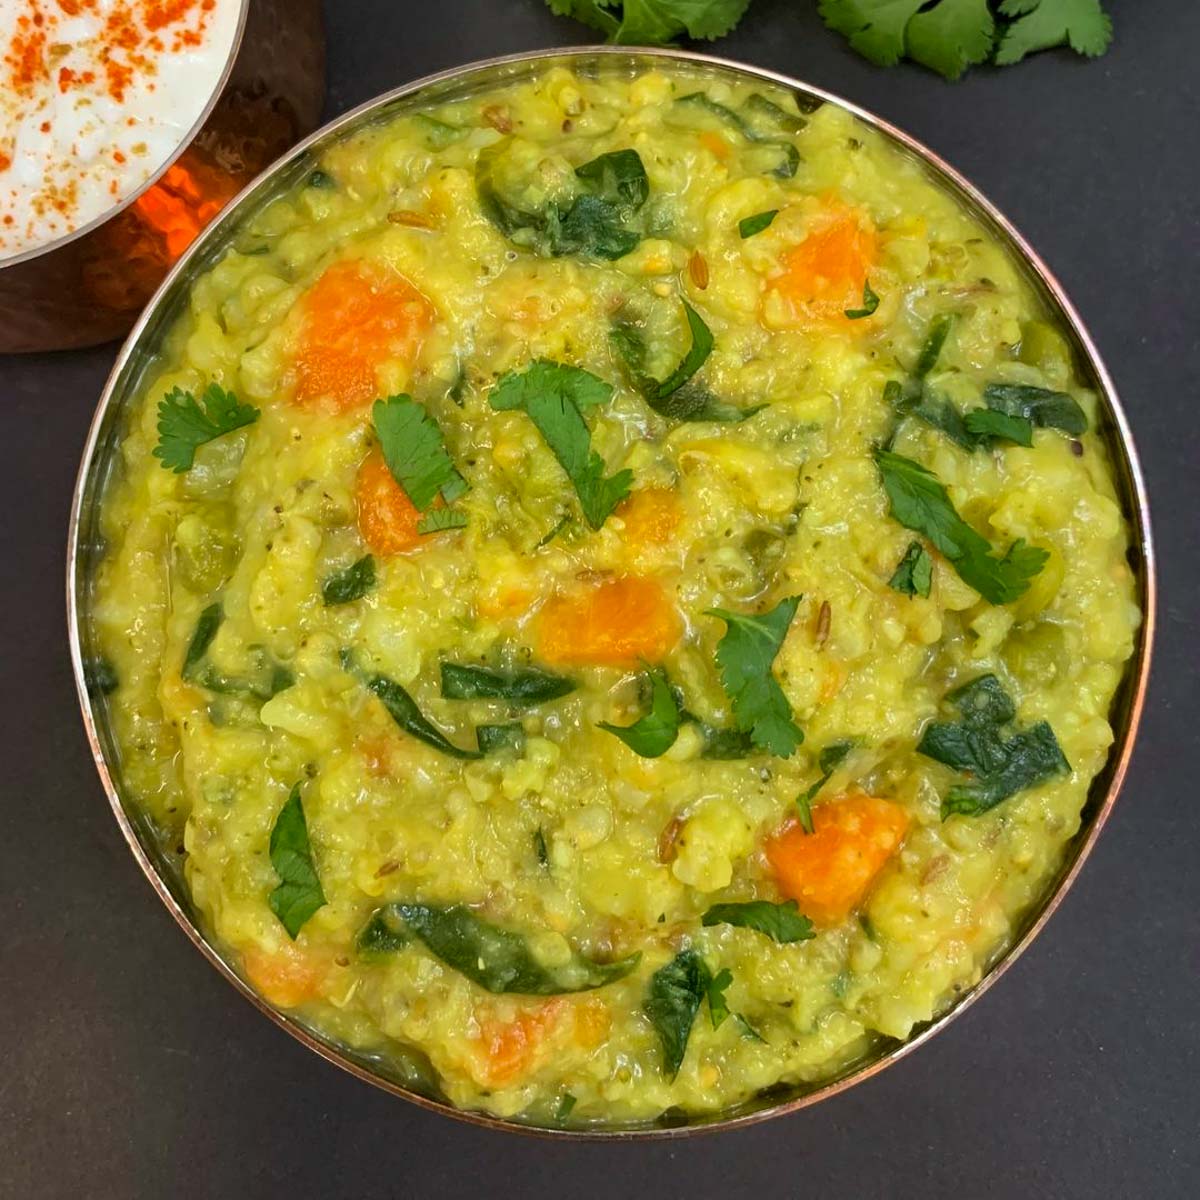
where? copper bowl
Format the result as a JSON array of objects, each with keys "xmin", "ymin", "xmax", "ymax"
[
  {"xmin": 66, "ymin": 47, "xmax": 1156, "ymax": 1138},
  {"xmin": 0, "ymin": 0, "xmax": 325, "ymax": 354}
]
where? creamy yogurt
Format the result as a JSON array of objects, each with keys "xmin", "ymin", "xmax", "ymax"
[{"xmin": 0, "ymin": 0, "xmax": 241, "ymax": 261}]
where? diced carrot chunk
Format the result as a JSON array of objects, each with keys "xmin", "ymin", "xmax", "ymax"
[
  {"xmin": 616, "ymin": 487, "xmax": 682, "ymax": 547},
  {"xmin": 771, "ymin": 206, "xmax": 877, "ymax": 326},
  {"xmin": 699, "ymin": 131, "xmax": 730, "ymax": 161},
  {"xmin": 475, "ymin": 1000, "xmax": 565, "ymax": 1087},
  {"xmin": 242, "ymin": 947, "xmax": 325, "ymax": 1009},
  {"xmin": 293, "ymin": 259, "xmax": 434, "ymax": 410},
  {"xmin": 536, "ymin": 576, "xmax": 682, "ymax": 667},
  {"xmin": 355, "ymin": 453, "xmax": 424, "ymax": 555},
  {"xmin": 765, "ymin": 794, "xmax": 909, "ymax": 926}
]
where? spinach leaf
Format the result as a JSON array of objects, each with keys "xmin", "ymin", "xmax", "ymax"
[
  {"xmin": 490, "ymin": 361, "xmax": 632, "ymax": 529},
  {"xmin": 874, "ymin": 450, "xmax": 1047, "ymax": 604},
  {"xmin": 182, "ymin": 602, "xmax": 223, "ymax": 680},
  {"xmin": 706, "ymin": 596, "xmax": 804, "ymax": 757},
  {"xmin": 917, "ymin": 674, "xmax": 1070, "ymax": 818},
  {"xmin": 367, "ymin": 903, "xmax": 640, "ymax": 994},
  {"xmin": 982, "ymin": 383, "xmax": 1088, "ymax": 437},
  {"xmin": 322, "ymin": 555, "xmax": 376, "ymax": 606},
  {"xmin": 356, "ymin": 906, "xmax": 409, "ymax": 957},
  {"xmin": 477, "ymin": 145, "xmax": 649, "ymax": 261},
  {"xmin": 476, "ymin": 722, "xmax": 526, "ymax": 756},
  {"xmin": 964, "ymin": 407, "xmax": 1034, "ymax": 448},
  {"xmin": 364, "ymin": 672, "xmax": 483, "ymax": 759},
  {"xmin": 915, "ymin": 314, "xmax": 954, "ymax": 378},
  {"xmin": 440, "ymin": 661, "xmax": 575, "ymax": 704},
  {"xmin": 599, "ymin": 667, "xmax": 681, "ymax": 757},
  {"xmin": 888, "ymin": 541, "xmax": 933, "ymax": 598},
  {"xmin": 84, "ymin": 656, "xmax": 119, "ymax": 696},
  {"xmin": 738, "ymin": 209, "xmax": 778, "ymax": 238},
  {"xmin": 701, "ymin": 899, "xmax": 815, "ymax": 944},
  {"xmin": 268, "ymin": 785, "xmax": 326, "ymax": 939},
  {"xmin": 645, "ymin": 948, "xmax": 709, "ymax": 1078},
  {"xmin": 844, "ymin": 279, "xmax": 880, "ymax": 319}
]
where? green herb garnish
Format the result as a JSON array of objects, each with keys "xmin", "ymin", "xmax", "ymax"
[
  {"xmin": 83, "ymin": 657, "xmax": 119, "ymax": 696},
  {"xmin": 644, "ymin": 949, "xmax": 709, "ymax": 1078},
  {"xmin": 416, "ymin": 509, "xmax": 469, "ymax": 534},
  {"xmin": 153, "ymin": 384, "xmax": 259, "ymax": 473},
  {"xmin": 705, "ymin": 966, "xmax": 733, "ymax": 1029},
  {"xmin": 356, "ymin": 906, "xmax": 409, "ymax": 957},
  {"xmin": 476, "ymin": 722, "xmax": 526, "ymax": 756},
  {"xmin": 706, "ymin": 596, "xmax": 804, "ymax": 757},
  {"xmin": 797, "ymin": 740, "xmax": 855, "ymax": 820},
  {"xmin": 362, "ymin": 671, "xmax": 483, "ymax": 760},
  {"xmin": 888, "ymin": 541, "xmax": 933, "ymax": 598},
  {"xmin": 843, "ymin": 279, "xmax": 880, "ymax": 319},
  {"xmin": 372, "ymin": 395, "xmax": 466, "ymax": 512},
  {"xmin": 544, "ymin": 0, "xmax": 753, "ymax": 44},
  {"xmin": 361, "ymin": 903, "xmax": 640, "ymax": 994},
  {"xmin": 738, "ymin": 209, "xmax": 778, "ymax": 238},
  {"xmin": 268, "ymin": 785, "xmax": 326, "ymax": 939},
  {"xmin": 490, "ymin": 361, "xmax": 632, "ymax": 529},
  {"xmin": 440, "ymin": 661, "xmax": 575, "ymax": 704},
  {"xmin": 701, "ymin": 899, "xmax": 815, "ymax": 944},
  {"xmin": 181, "ymin": 602, "xmax": 223, "ymax": 681},
  {"xmin": 964, "ymin": 407, "xmax": 1034, "ymax": 447},
  {"xmin": 322, "ymin": 555, "xmax": 376, "ymax": 606},
  {"xmin": 874, "ymin": 450, "xmax": 1047, "ymax": 604},
  {"xmin": 915, "ymin": 314, "xmax": 954, "ymax": 378},
  {"xmin": 599, "ymin": 667, "xmax": 681, "ymax": 758},
  {"xmin": 917, "ymin": 674, "xmax": 1070, "ymax": 818},
  {"xmin": 982, "ymin": 383, "xmax": 1088, "ymax": 437}
]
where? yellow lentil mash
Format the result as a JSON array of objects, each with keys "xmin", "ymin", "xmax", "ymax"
[{"xmin": 88, "ymin": 63, "xmax": 1141, "ymax": 1126}]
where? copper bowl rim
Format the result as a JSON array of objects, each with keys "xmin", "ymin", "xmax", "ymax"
[
  {"xmin": 66, "ymin": 45, "xmax": 1157, "ymax": 1140},
  {"xmin": 0, "ymin": 0, "xmax": 251, "ymax": 271}
]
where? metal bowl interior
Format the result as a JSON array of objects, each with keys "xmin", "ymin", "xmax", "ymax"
[{"xmin": 67, "ymin": 47, "xmax": 1156, "ymax": 1139}]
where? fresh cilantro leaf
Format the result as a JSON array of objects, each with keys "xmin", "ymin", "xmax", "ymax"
[
  {"xmin": 654, "ymin": 299, "xmax": 714, "ymax": 400},
  {"xmin": 322, "ymin": 555, "xmax": 376, "ymax": 606},
  {"xmin": 416, "ymin": 508, "xmax": 468, "ymax": 534},
  {"xmin": 917, "ymin": 674, "xmax": 1070, "ymax": 818},
  {"xmin": 490, "ymin": 362, "xmax": 632, "ymax": 529},
  {"xmin": 995, "ymin": 0, "xmax": 1112, "ymax": 65},
  {"xmin": 889, "ymin": 541, "xmax": 933, "ymax": 597},
  {"xmin": 820, "ymin": 0, "xmax": 994, "ymax": 80},
  {"xmin": 982, "ymin": 383, "xmax": 1088, "ymax": 436},
  {"xmin": 599, "ymin": 667, "xmax": 681, "ymax": 757},
  {"xmin": 702, "ymin": 899, "xmax": 815, "ymax": 944},
  {"xmin": 706, "ymin": 596, "xmax": 804, "ymax": 757},
  {"xmin": 440, "ymin": 662, "xmax": 576, "ymax": 704},
  {"xmin": 739, "ymin": 209, "xmax": 778, "ymax": 238},
  {"xmin": 153, "ymin": 383, "xmax": 259, "ymax": 473},
  {"xmin": 268, "ymin": 785, "xmax": 327, "ymax": 939},
  {"xmin": 706, "ymin": 966, "xmax": 733, "ymax": 1029},
  {"xmin": 372, "ymin": 395, "xmax": 466, "ymax": 511},
  {"xmin": 645, "ymin": 949, "xmax": 709, "ymax": 1078},
  {"xmin": 964, "ymin": 407, "xmax": 1034, "ymax": 447},
  {"xmin": 844, "ymin": 279, "xmax": 880, "ymax": 319},
  {"xmin": 874, "ymin": 450, "xmax": 1047, "ymax": 604},
  {"xmin": 547, "ymin": 0, "xmax": 754, "ymax": 45}
]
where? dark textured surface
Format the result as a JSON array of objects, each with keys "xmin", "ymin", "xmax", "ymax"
[{"xmin": 1, "ymin": 2, "xmax": 1197, "ymax": 1196}]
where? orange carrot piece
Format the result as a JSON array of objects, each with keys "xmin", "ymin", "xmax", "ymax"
[
  {"xmin": 242, "ymin": 947, "xmax": 325, "ymax": 1009},
  {"xmin": 536, "ymin": 576, "xmax": 682, "ymax": 667},
  {"xmin": 699, "ymin": 131, "xmax": 730, "ymax": 161},
  {"xmin": 771, "ymin": 207, "xmax": 878, "ymax": 326},
  {"xmin": 765, "ymin": 794, "xmax": 909, "ymax": 926},
  {"xmin": 355, "ymin": 453, "xmax": 423, "ymax": 555},
  {"xmin": 293, "ymin": 259, "xmax": 434, "ymax": 410},
  {"xmin": 615, "ymin": 487, "xmax": 683, "ymax": 548},
  {"xmin": 475, "ymin": 1000, "xmax": 565, "ymax": 1087}
]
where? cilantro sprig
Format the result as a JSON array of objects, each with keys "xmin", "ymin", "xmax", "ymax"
[
  {"xmin": 490, "ymin": 361, "xmax": 632, "ymax": 529},
  {"xmin": 874, "ymin": 450, "xmax": 1047, "ymax": 605},
  {"xmin": 545, "ymin": 1, "xmax": 1112, "ymax": 79},
  {"xmin": 706, "ymin": 596, "xmax": 804, "ymax": 758},
  {"xmin": 153, "ymin": 383, "xmax": 259, "ymax": 473},
  {"xmin": 373, "ymin": 395, "xmax": 467, "ymax": 512}
]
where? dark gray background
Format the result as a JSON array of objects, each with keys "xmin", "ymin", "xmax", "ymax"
[{"xmin": 2, "ymin": 2, "xmax": 1196, "ymax": 1196}]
